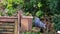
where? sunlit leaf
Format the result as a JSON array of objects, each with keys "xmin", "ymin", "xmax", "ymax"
[
  {"xmin": 36, "ymin": 10, "xmax": 43, "ymax": 17},
  {"xmin": 37, "ymin": 3, "xmax": 42, "ymax": 8}
]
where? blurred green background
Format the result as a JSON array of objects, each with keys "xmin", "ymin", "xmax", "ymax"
[{"xmin": 0, "ymin": 0, "xmax": 60, "ymax": 33}]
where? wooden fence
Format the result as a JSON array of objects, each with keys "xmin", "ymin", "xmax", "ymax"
[
  {"xmin": 0, "ymin": 11, "xmax": 21, "ymax": 34},
  {"xmin": 0, "ymin": 11, "xmax": 33, "ymax": 34},
  {"xmin": 0, "ymin": 17, "xmax": 18, "ymax": 34}
]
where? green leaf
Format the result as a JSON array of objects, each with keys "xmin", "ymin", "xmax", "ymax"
[
  {"xmin": 7, "ymin": 3, "xmax": 12, "ymax": 8},
  {"xmin": 7, "ymin": 0, "xmax": 13, "ymax": 3},
  {"xmin": 36, "ymin": 10, "xmax": 43, "ymax": 17},
  {"xmin": 37, "ymin": 3, "xmax": 42, "ymax": 8}
]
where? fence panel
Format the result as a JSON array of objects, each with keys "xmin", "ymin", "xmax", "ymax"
[{"xmin": 0, "ymin": 17, "xmax": 18, "ymax": 34}]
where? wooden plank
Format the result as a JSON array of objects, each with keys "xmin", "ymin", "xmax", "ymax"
[
  {"xmin": 0, "ymin": 32, "xmax": 13, "ymax": 34},
  {"xmin": 0, "ymin": 19, "xmax": 18, "ymax": 34},
  {"xmin": 0, "ymin": 22, "xmax": 14, "ymax": 26},
  {"xmin": 14, "ymin": 20, "xmax": 18, "ymax": 34},
  {"xmin": 0, "ymin": 16, "xmax": 17, "ymax": 19},
  {"xmin": 0, "ymin": 11, "xmax": 20, "ymax": 34},
  {"xmin": 0, "ymin": 16, "xmax": 17, "ymax": 22},
  {"xmin": 0, "ymin": 19, "xmax": 14, "ymax": 34},
  {"xmin": 0, "ymin": 26, "xmax": 14, "ymax": 27},
  {"xmin": 0, "ymin": 19, "xmax": 15, "ymax": 22},
  {"xmin": 0, "ymin": 29, "xmax": 14, "ymax": 31}
]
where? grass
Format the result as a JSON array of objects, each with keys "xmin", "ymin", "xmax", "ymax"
[{"xmin": 20, "ymin": 32, "xmax": 42, "ymax": 34}]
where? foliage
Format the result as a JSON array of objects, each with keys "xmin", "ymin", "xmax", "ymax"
[
  {"xmin": 37, "ymin": 2, "xmax": 42, "ymax": 8},
  {"xmin": 7, "ymin": 8, "xmax": 17, "ymax": 16},
  {"xmin": 0, "ymin": 0, "xmax": 60, "ymax": 16},
  {"xmin": 0, "ymin": 12, "xmax": 2, "ymax": 16},
  {"xmin": 22, "ymin": 0, "xmax": 43, "ymax": 16},
  {"xmin": 0, "ymin": 0, "xmax": 24, "ymax": 16},
  {"xmin": 23, "ymin": 12, "xmax": 30, "ymax": 16},
  {"xmin": 48, "ymin": 0, "xmax": 60, "ymax": 31},
  {"xmin": 0, "ymin": 0, "xmax": 60, "ymax": 31},
  {"xmin": 52, "ymin": 15, "xmax": 60, "ymax": 31},
  {"xmin": 0, "ymin": 0, "xmax": 43, "ymax": 17},
  {"xmin": 36, "ymin": 10, "xmax": 43, "ymax": 17},
  {"xmin": 40, "ymin": 0, "xmax": 60, "ymax": 31}
]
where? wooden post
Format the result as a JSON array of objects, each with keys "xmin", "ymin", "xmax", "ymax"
[
  {"xmin": 18, "ymin": 12, "xmax": 20, "ymax": 34},
  {"xmin": 18, "ymin": 10, "xmax": 22, "ymax": 34},
  {"xmin": 14, "ymin": 20, "xmax": 18, "ymax": 34}
]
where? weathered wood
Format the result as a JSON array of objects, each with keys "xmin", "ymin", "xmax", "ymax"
[
  {"xmin": 0, "ymin": 11, "xmax": 33, "ymax": 34},
  {"xmin": 18, "ymin": 11, "xmax": 21, "ymax": 34},
  {"xmin": 14, "ymin": 20, "xmax": 18, "ymax": 34},
  {"xmin": 0, "ymin": 22, "xmax": 14, "ymax": 34},
  {"xmin": 21, "ymin": 16, "xmax": 33, "ymax": 32},
  {"xmin": 0, "ymin": 32, "xmax": 13, "ymax": 34},
  {"xmin": 0, "ymin": 17, "xmax": 18, "ymax": 34},
  {"xmin": 0, "ymin": 11, "xmax": 21, "ymax": 34},
  {"xmin": 0, "ymin": 16, "xmax": 17, "ymax": 19},
  {"xmin": 0, "ymin": 16, "xmax": 17, "ymax": 22}
]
